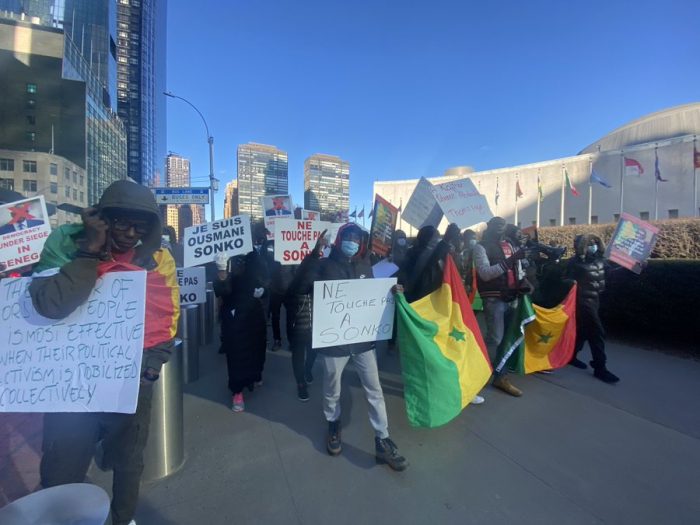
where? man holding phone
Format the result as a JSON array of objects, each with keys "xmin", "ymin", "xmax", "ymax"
[{"xmin": 29, "ymin": 180, "xmax": 180, "ymax": 525}]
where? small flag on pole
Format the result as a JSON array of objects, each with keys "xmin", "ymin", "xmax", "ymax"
[
  {"xmin": 694, "ymin": 145, "xmax": 700, "ymax": 169},
  {"xmin": 564, "ymin": 168, "xmax": 580, "ymax": 197},
  {"xmin": 537, "ymin": 175, "xmax": 543, "ymax": 202},
  {"xmin": 398, "ymin": 199, "xmax": 403, "ymax": 213},
  {"xmin": 624, "ymin": 157, "xmax": 644, "ymax": 176},
  {"xmin": 590, "ymin": 170, "xmax": 612, "ymax": 188},
  {"xmin": 349, "ymin": 207, "xmax": 357, "ymax": 219},
  {"xmin": 368, "ymin": 206, "xmax": 374, "ymax": 219},
  {"xmin": 654, "ymin": 150, "xmax": 668, "ymax": 182},
  {"xmin": 495, "ymin": 178, "xmax": 500, "ymax": 206},
  {"xmin": 358, "ymin": 206, "xmax": 365, "ymax": 218},
  {"xmin": 515, "ymin": 180, "xmax": 524, "ymax": 199}
]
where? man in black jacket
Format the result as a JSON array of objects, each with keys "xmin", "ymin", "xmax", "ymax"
[
  {"xmin": 293, "ymin": 223, "xmax": 408, "ymax": 471},
  {"xmin": 566, "ymin": 234, "xmax": 619, "ymax": 383}
]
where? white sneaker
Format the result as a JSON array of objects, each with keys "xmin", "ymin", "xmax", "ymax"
[
  {"xmin": 471, "ymin": 395, "xmax": 485, "ymax": 405},
  {"xmin": 128, "ymin": 521, "xmax": 136, "ymax": 525}
]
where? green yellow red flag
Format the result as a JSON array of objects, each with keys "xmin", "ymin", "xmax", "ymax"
[{"xmin": 396, "ymin": 256, "xmax": 492, "ymax": 428}]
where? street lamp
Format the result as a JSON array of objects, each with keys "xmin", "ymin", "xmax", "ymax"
[{"xmin": 164, "ymin": 91, "xmax": 218, "ymax": 222}]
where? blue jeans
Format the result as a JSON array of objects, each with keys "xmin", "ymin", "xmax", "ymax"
[{"xmin": 482, "ymin": 297, "xmax": 516, "ymax": 376}]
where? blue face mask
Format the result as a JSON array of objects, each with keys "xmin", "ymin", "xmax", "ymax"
[
  {"xmin": 587, "ymin": 244, "xmax": 598, "ymax": 255},
  {"xmin": 341, "ymin": 240, "xmax": 359, "ymax": 257}
]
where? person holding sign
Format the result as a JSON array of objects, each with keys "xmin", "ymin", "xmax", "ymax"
[
  {"xmin": 28, "ymin": 180, "xmax": 180, "ymax": 525},
  {"xmin": 293, "ymin": 223, "xmax": 408, "ymax": 471}
]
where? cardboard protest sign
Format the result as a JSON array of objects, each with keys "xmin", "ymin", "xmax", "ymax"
[
  {"xmin": 301, "ymin": 209, "xmax": 321, "ymax": 221},
  {"xmin": 262, "ymin": 194, "xmax": 294, "ymax": 240},
  {"xmin": 604, "ymin": 212, "xmax": 659, "ymax": 274},
  {"xmin": 183, "ymin": 215, "xmax": 252, "ymax": 268},
  {"xmin": 431, "ymin": 179, "xmax": 492, "ymax": 228},
  {"xmin": 369, "ymin": 195, "xmax": 398, "ymax": 257},
  {"xmin": 372, "ymin": 259, "xmax": 399, "ymax": 278},
  {"xmin": 0, "ymin": 271, "xmax": 146, "ymax": 413},
  {"xmin": 274, "ymin": 218, "xmax": 332, "ymax": 264},
  {"xmin": 402, "ymin": 177, "xmax": 443, "ymax": 229},
  {"xmin": 177, "ymin": 266, "xmax": 206, "ymax": 305},
  {"xmin": 312, "ymin": 278, "xmax": 397, "ymax": 349},
  {"xmin": 0, "ymin": 196, "xmax": 52, "ymax": 271}
]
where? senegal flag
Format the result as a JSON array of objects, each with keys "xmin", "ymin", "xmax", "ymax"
[
  {"xmin": 495, "ymin": 283, "xmax": 578, "ymax": 374},
  {"xmin": 396, "ymin": 256, "xmax": 492, "ymax": 428}
]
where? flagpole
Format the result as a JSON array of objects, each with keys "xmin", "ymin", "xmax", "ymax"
[
  {"xmin": 514, "ymin": 175, "xmax": 519, "ymax": 226},
  {"xmin": 536, "ymin": 170, "xmax": 541, "ymax": 228},
  {"xmin": 560, "ymin": 165, "xmax": 565, "ymax": 226},
  {"xmin": 654, "ymin": 144, "xmax": 659, "ymax": 221},
  {"xmin": 694, "ymin": 135, "xmax": 698, "ymax": 218},
  {"xmin": 588, "ymin": 157, "xmax": 593, "ymax": 225},
  {"xmin": 619, "ymin": 151, "xmax": 625, "ymax": 215}
]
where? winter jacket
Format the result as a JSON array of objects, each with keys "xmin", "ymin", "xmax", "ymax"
[
  {"xmin": 566, "ymin": 234, "xmax": 607, "ymax": 311},
  {"xmin": 473, "ymin": 238, "xmax": 523, "ymax": 302},
  {"xmin": 29, "ymin": 180, "xmax": 179, "ymax": 375}
]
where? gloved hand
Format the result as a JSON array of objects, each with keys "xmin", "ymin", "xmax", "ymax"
[
  {"xmin": 253, "ymin": 287, "xmax": 264, "ymax": 299},
  {"xmin": 215, "ymin": 253, "xmax": 228, "ymax": 271},
  {"xmin": 503, "ymin": 248, "xmax": 526, "ymax": 268}
]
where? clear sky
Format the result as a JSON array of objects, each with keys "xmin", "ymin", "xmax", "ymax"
[{"xmin": 165, "ymin": 0, "xmax": 700, "ymax": 220}]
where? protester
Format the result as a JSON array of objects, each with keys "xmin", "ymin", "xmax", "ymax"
[
  {"xmin": 162, "ymin": 225, "xmax": 183, "ymax": 266},
  {"xmin": 473, "ymin": 217, "xmax": 531, "ymax": 397},
  {"xmin": 566, "ymin": 234, "xmax": 620, "ymax": 383},
  {"xmin": 389, "ymin": 229, "xmax": 408, "ymax": 268},
  {"xmin": 28, "ymin": 180, "xmax": 179, "ymax": 525},
  {"xmin": 398, "ymin": 225, "xmax": 444, "ymax": 302},
  {"xmin": 460, "ymin": 229, "xmax": 478, "ymax": 294},
  {"xmin": 294, "ymin": 223, "xmax": 408, "ymax": 471},
  {"xmin": 262, "ymin": 239, "xmax": 294, "ymax": 352},
  {"xmin": 213, "ymin": 252, "xmax": 267, "ymax": 412},
  {"xmin": 284, "ymin": 266, "xmax": 317, "ymax": 401}
]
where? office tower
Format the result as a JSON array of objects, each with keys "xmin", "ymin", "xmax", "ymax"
[
  {"xmin": 191, "ymin": 204, "xmax": 205, "ymax": 225},
  {"xmin": 237, "ymin": 143, "xmax": 288, "ymax": 221},
  {"xmin": 165, "ymin": 152, "xmax": 190, "ymax": 240},
  {"xmin": 116, "ymin": 0, "xmax": 167, "ymax": 186},
  {"xmin": 223, "ymin": 179, "xmax": 239, "ymax": 218},
  {"xmin": 304, "ymin": 154, "xmax": 349, "ymax": 221},
  {"xmin": 0, "ymin": 3, "xmax": 126, "ymax": 221}
]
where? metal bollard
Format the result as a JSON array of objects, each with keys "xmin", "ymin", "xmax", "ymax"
[
  {"xmin": 142, "ymin": 339, "xmax": 185, "ymax": 482},
  {"xmin": 197, "ymin": 299, "xmax": 207, "ymax": 347},
  {"xmin": 204, "ymin": 288, "xmax": 216, "ymax": 345},
  {"xmin": 179, "ymin": 304, "xmax": 200, "ymax": 384}
]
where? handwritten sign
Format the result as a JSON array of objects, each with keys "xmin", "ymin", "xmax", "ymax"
[
  {"xmin": 312, "ymin": 278, "xmax": 397, "ymax": 349},
  {"xmin": 431, "ymin": 179, "xmax": 492, "ymax": 228},
  {"xmin": 177, "ymin": 267, "xmax": 206, "ymax": 304},
  {"xmin": 0, "ymin": 271, "xmax": 146, "ymax": 413},
  {"xmin": 183, "ymin": 215, "xmax": 252, "ymax": 268},
  {"xmin": 402, "ymin": 177, "xmax": 443, "ymax": 229},
  {"xmin": 369, "ymin": 195, "xmax": 398, "ymax": 257},
  {"xmin": 604, "ymin": 212, "xmax": 659, "ymax": 274},
  {"xmin": 0, "ymin": 196, "xmax": 52, "ymax": 271},
  {"xmin": 274, "ymin": 218, "xmax": 332, "ymax": 265}
]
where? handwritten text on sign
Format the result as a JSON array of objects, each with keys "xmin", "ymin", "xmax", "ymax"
[
  {"xmin": 312, "ymin": 278, "xmax": 397, "ymax": 349},
  {"xmin": 183, "ymin": 215, "xmax": 252, "ymax": 268},
  {"xmin": 431, "ymin": 179, "xmax": 493, "ymax": 228},
  {"xmin": 0, "ymin": 271, "xmax": 146, "ymax": 413},
  {"xmin": 274, "ymin": 218, "xmax": 332, "ymax": 264},
  {"xmin": 177, "ymin": 266, "xmax": 206, "ymax": 304},
  {"xmin": 402, "ymin": 177, "xmax": 443, "ymax": 229}
]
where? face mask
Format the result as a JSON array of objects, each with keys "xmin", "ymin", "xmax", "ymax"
[
  {"xmin": 469, "ymin": 239, "xmax": 477, "ymax": 248},
  {"xmin": 587, "ymin": 245, "xmax": 598, "ymax": 255},
  {"xmin": 397, "ymin": 238, "xmax": 407, "ymax": 247},
  {"xmin": 341, "ymin": 240, "xmax": 359, "ymax": 257}
]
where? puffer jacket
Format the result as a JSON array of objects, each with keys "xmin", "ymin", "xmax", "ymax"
[
  {"xmin": 29, "ymin": 180, "xmax": 179, "ymax": 375},
  {"xmin": 566, "ymin": 234, "xmax": 606, "ymax": 309}
]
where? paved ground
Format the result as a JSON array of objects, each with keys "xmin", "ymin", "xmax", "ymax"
[{"xmin": 2, "ymin": 330, "xmax": 700, "ymax": 524}]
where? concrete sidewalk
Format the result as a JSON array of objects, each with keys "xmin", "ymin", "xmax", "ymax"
[{"xmin": 3, "ymin": 336, "xmax": 699, "ymax": 524}]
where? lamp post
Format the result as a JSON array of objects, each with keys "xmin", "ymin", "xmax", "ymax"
[{"xmin": 164, "ymin": 91, "xmax": 218, "ymax": 222}]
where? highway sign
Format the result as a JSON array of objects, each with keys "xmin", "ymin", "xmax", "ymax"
[{"xmin": 152, "ymin": 187, "xmax": 210, "ymax": 205}]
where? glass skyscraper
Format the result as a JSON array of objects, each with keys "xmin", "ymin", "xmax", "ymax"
[
  {"xmin": 304, "ymin": 153, "xmax": 349, "ymax": 221},
  {"xmin": 165, "ymin": 152, "xmax": 190, "ymax": 241},
  {"xmin": 237, "ymin": 143, "xmax": 288, "ymax": 221}
]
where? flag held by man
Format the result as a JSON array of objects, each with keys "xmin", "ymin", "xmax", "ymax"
[{"xmin": 396, "ymin": 256, "xmax": 492, "ymax": 428}]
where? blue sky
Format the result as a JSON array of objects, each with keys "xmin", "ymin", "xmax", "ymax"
[{"xmin": 165, "ymin": 0, "xmax": 700, "ymax": 220}]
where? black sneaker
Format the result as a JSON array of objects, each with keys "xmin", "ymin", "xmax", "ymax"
[
  {"xmin": 569, "ymin": 358, "xmax": 587, "ymax": 369},
  {"xmin": 304, "ymin": 370, "xmax": 314, "ymax": 384},
  {"xmin": 327, "ymin": 420, "xmax": 341, "ymax": 456},
  {"xmin": 375, "ymin": 437, "xmax": 408, "ymax": 471},
  {"xmin": 297, "ymin": 383, "xmax": 309, "ymax": 402},
  {"xmin": 593, "ymin": 368, "xmax": 620, "ymax": 384}
]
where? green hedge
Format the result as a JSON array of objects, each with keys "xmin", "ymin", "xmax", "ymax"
[
  {"xmin": 599, "ymin": 259, "xmax": 700, "ymax": 350},
  {"xmin": 538, "ymin": 218, "xmax": 700, "ymax": 259}
]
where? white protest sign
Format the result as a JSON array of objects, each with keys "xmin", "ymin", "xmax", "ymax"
[
  {"xmin": 177, "ymin": 266, "xmax": 206, "ymax": 304},
  {"xmin": 301, "ymin": 209, "xmax": 321, "ymax": 221},
  {"xmin": 0, "ymin": 196, "xmax": 52, "ymax": 271},
  {"xmin": 0, "ymin": 271, "xmax": 146, "ymax": 413},
  {"xmin": 402, "ymin": 177, "xmax": 443, "ymax": 229},
  {"xmin": 372, "ymin": 259, "xmax": 399, "ymax": 278},
  {"xmin": 183, "ymin": 215, "xmax": 252, "ymax": 268},
  {"xmin": 312, "ymin": 278, "xmax": 397, "ymax": 349},
  {"xmin": 431, "ymin": 178, "xmax": 493, "ymax": 228},
  {"xmin": 274, "ymin": 218, "xmax": 332, "ymax": 265}
]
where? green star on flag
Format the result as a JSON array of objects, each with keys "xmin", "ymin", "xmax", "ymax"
[
  {"xmin": 449, "ymin": 328, "xmax": 465, "ymax": 342},
  {"xmin": 537, "ymin": 332, "xmax": 554, "ymax": 344}
]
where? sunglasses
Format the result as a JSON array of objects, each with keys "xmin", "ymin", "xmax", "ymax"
[{"xmin": 111, "ymin": 218, "xmax": 150, "ymax": 235}]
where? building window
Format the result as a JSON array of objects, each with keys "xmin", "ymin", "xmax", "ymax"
[
  {"xmin": 64, "ymin": 167, "xmax": 70, "ymax": 179},
  {"xmin": 0, "ymin": 178, "xmax": 14, "ymax": 190},
  {"xmin": 591, "ymin": 215, "xmax": 598, "ymax": 224},
  {"xmin": 23, "ymin": 179, "xmax": 37, "ymax": 192},
  {"xmin": 50, "ymin": 182, "xmax": 58, "ymax": 193},
  {"xmin": 72, "ymin": 172, "xmax": 77, "ymax": 183},
  {"xmin": 549, "ymin": 219, "xmax": 556, "ymax": 226},
  {"xmin": 26, "ymin": 83, "xmax": 37, "ymax": 94},
  {"xmin": 614, "ymin": 213, "xmax": 620, "ymax": 221},
  {"xmin": 26, "ymin": 131, "xmax": 36, "ymax": 142},
  {"xmin": 640, "ymin": 211, "xmax": 649, "ymax": 221},
  {"xmin": 79, "ymin": 175, "xmax": 84, "ymax": 185},
  {"xmin": 23, "ymin": 160, "xmax": 37, "ymax": 173},
  {"xmin": 0, "ymin": 158, "xmax": 14, "ymax": 171},
  {"xmin": 668, "ymin": 209, "xmax": 679, "ymax": 219},
  {"xmin": 80, "ymin": 191, "xmax": 84, "ymax": 202},
  {"xmin": 73, "ymin": 189, "xmax": 78, "ymax": 200},
  {"xmin": 26, "ymin": 115, "xmax": 36, "ymax": 126},
  {"xmin": 65, "ymin": 186, "xmax": 71, "ymax": 197},
  {"xmin": 568, "ymin": 217, "xmax": 576, "ymax": 225},
  {"xmin": 50, "ymin": 163, "xmax": 58, "ymax": 176}
]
